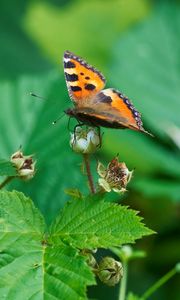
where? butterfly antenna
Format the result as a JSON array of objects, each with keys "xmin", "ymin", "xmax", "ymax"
[
  {"xmin": 30, "ymin": 92, "xmax": 66, "ymax": 125},
  {"xmin": 29, "ymin": 92, "xmax": 47, "ymax": 101},
  {"xmin": 52, "ymin": 114, "xmax": 65, "ymax": 125}
]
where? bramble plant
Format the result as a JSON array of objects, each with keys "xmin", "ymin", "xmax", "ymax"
[{"xmin": 0, "ymin": 126, "xmax": 179, "ymax": 300}]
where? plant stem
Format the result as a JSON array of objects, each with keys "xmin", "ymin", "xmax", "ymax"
[
  {"xmin": 83, "ymin": 154, "xmax": 96, "ymax": 194},
  {"xmin": 141, "ymin": 267, "xmax": 177, "ymax": 300},
  {"xmin": 0, "ymin": 176, "xmax": 15, "ymax": 189},
  {"xmin": 119, "ymin": 260, "xmax": 128, "ymax": 300}
]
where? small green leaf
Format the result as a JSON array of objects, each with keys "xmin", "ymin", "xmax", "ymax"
[
  {"xmin": 0, "ymin": 191, "xmax": 95, "ymax": 300},
  {"xmin": 0, "ymin": 159, "xmax": 17, "ymax": 176},
  {"xmin": 50, "ymin": 195, "xmax": 154, "ymax": 249}
]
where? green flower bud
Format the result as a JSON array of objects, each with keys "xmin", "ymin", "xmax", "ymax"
[
  {"xmin": 97, "ymin": 257, "xmax": 123, "ymax": 286},
  {"xmin": 80, "ymin": 249, "xmax": 97, "ymax": 268},
  {"xmin": 70, "ymin": 127, "xmax": 100, "ymax": 154},
  {"xmin": 11, "ymin": 150, "xmax": 36, "ymax": 180},
  {"xmin": 97, "ymin": 157, "xmax": 133, "ymax": 194},
  {"xmin": 86, "ymin": 253, "xmax": 97, "ymax": 268}
]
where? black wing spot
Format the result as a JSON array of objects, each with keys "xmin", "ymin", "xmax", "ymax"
[
  {"xmin": 80, "ymin": 72, "xmax": 84, "ymax": 75},
  {"xmin": 85, "ymin": 84, "xmax": 96, "ymax": 90},
  {"xmin": 71, "ymin": 86, "xmax": 82, "ymax": 92},
  {"xmin": 65, "ymin": 73, "xmax": 78, "ymax": 82},
  {"xmin": 98, "ymin": 92, "xmax": 112, "ymax": 103},
  {"xmin": 85, "ymin": 76, "xmax": 90, "ymax": 80},
  {"xmin": 64, "ymin": 61, "xmax": 76, "ymax": 68}
]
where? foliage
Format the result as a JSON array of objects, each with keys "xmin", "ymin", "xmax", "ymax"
[
  {"xmin": 24, "ymin": 0, "xmax": 149, "ymax": 69},
  {"xmin": 0, "ymin": 190, "xmax": 94, "ymax": 299},
  {"xmin": 0, "ymin": 0, "xmax": 179, "ymax": 299},
  {"xmin": 0, "ymin": 72, "xmax": 85, "ymax": 223},
  {"xmin": 0, "ymin": 190, "xmax": 152, "ymax": 299},
  {"xmin": 50, "ymin": 195, "xmax": 153, "ymax": 249},
  {"xmin": 106, "ymin": 2, "xmax": 180, "ymax": 201}
]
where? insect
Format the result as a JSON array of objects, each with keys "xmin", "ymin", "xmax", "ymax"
[{"xmin": 64, "ymin": 50, "xmax": 152, "ymax": 136}]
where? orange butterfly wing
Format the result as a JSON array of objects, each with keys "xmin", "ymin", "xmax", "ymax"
[
  {"xmin": 63, "ymin": 51, "xmax": 152, "ymax": 136},
  {"xmin": 63, "ymin": 51, "xmax": 106, "ymax": 104},
  {"xmin": 75, "ymin": 88, "xmax": 151, "ymax": 135}
]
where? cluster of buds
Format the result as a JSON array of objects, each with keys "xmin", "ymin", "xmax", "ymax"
[
  {"xmin": 97, "ymin": 156, "xmax": 133, "ymax": 194},
  {"xmin": 97, "ymin": 257, "xmax": 123, "ymax": 286},
  {"xmin": 70, "ymin": 126, "xmax": 100, "ymax": 154},
  {"xmin": 11, "ymin": 150, "xmax": 36, "ymax": 180}
]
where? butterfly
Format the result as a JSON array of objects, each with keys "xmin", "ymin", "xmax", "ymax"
[{"xmin": 63, "ymin": 50, "xmax": 152, "ymax": 136}]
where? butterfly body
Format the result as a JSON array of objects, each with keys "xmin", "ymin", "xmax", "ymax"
[
  {"xmin": 64, "ymin": 50, "xmax": 152, "ymax": 136},
  {"xmin": 65, "ymin": 107, "xmax": 129, "ymax": 129}
]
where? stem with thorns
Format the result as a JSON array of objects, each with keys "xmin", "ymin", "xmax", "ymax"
[{"xmin": 83, "ymin": 154, "xmax": 96, "ymax": 194}]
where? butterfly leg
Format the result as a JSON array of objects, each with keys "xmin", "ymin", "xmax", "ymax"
[
  {"xmin": 73, "ymin": 122, "xmax": 84, "ymax": 144},
  {"xmin": 96, "ymin": 126, "xmax": 103, "ymax": 148},
  {"xmin": 67, "ymin": 117, "xmax": 71, "ymax": 131}
]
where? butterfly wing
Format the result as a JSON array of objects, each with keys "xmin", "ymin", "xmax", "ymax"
[
  {"xmin": 76, "ymin": 88, "xmax": 152, "ymax": 135},
  {"xmin": 63, "ymin": 51, "xmax": 106, "ymax": 104}
]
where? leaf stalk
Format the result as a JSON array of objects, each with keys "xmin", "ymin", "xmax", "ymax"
[
  {"xmin": 0, "ymin": 176, "xmax": 15, "ymax": 189},
  {"xmin": 118, "ymin": 259, "xmax": 128, "ymax": 300},
  {"xmin": 141, "ymin": 266, "xmax": 177, "ymax": 299}
]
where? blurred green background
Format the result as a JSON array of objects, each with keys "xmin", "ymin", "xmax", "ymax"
[{"xmin": 0, "ymin": 0, "xmax": 180, "ymax": 299}]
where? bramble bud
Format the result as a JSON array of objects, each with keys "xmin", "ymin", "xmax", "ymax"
[
  {"xmin": 11, "ymin": 150, "xmax": 36, "ymax": 180},
  {"xmin": 80, "ymin": 249, "xmax": 97, "ymax": 268},
  {"xmin": 97, "ymin": 257, "xmax": 123, "ymax": 286},
  {"xmin": 97, "ymin": 157, "xmax": 133, "ymax": 194},
  {"xmin": 70, "ymin": 127, "xmax": 100, "ymax": 154}
]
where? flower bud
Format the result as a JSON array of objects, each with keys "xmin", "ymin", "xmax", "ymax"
[
  {"xmin": 97, "ymin": 157, "xmax": 133, "ymax": 194},
  {"xmin": 11, "ymin": 150, "xmax": 36, "ymax": 180},
  {"xmin": 70, "ymin": 126, "xmax": 100, "ymax": 154},
  {"xmin": 80, "ymin": 249, "xmax": 97, "ymax": 268},
  {"xmin": 97, "ymin": 257, "xmax": 123, "ymax": 286}
]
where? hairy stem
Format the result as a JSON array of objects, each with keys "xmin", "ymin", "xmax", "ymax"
[
  {"xmin": 0, "ymin": 176, "xmax": 15, "ymax": 189},
  {"xmin": 141, "ymin": 267, "xmax": 177, "ymax": 299},
  {"xmin": 119, "ymin": 260, "xmax": 128, "ymax": 300},
  {"xmin": 83, "ymin": 154, "xmax": 96, "ymax": 194}
]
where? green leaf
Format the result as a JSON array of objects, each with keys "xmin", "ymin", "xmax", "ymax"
[
  {"xmin": 0, "ymin": 191, "xmax": 95, "ymax": 300},
  {"xmin": 0, "ymin": 1, "xmax": 52, "ymax": 80},
  {"xmin": 105, "ymin": 2, "xmax": 180, "ymax": 202},
  {"xmin": 0, "ymin": 190, "xmax": 45, "ymax": 299},
  {"xmin": 0, "ymin": 159, "xmax": 17, "ymax": 176},
  {"xmin": 24, "ymin": 0, "xmax": 149, "ymax": 69},
  {"xmin": 132, "ymin": 177, "xmax": 180, "ymax": 202},
  {"xmin": 44, "ymin": 242, "xmax": 95, "ymax": 300},
  {"xmin": 50, "ymin": 195, "xmax": 154, "ymax": 249},
  {"xmin": 0, "ymin": 72, "xmax": 88, "ymax": 224},
  {"xmin": 0, "ymin": 190, "xmax": 45, "ymax": 233},
  {"xmin": 111, "ymin": 3, "xmax": 180, "ymax": 136}
]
